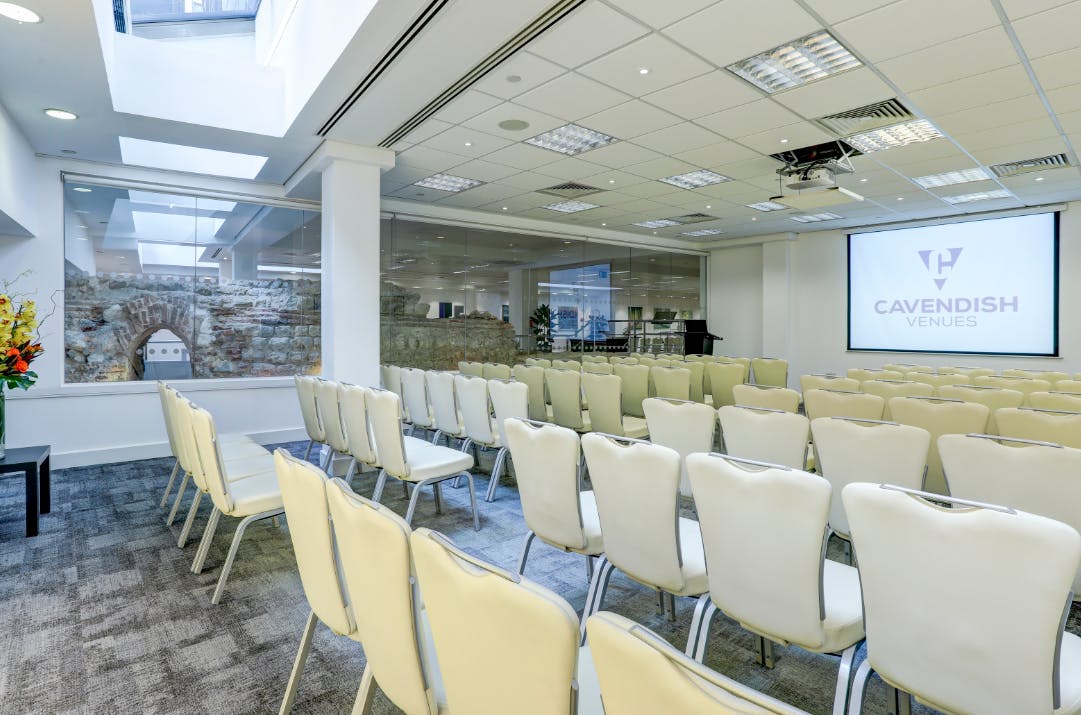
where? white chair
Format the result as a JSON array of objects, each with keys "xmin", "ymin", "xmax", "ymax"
[
  {"xmin": 651, "ymin": 366, "xmax": 691, "ymax": 401},
  {"xmin": 588, "ymin": 612, "xmax": 810, "ymax": 715},
  {"xmin": 457, "ymin": 360, "xmax": 484, "ymax": 377},
  {"xmin": 581, "ymin": 354, "xmax": 608, "ymax": 364},
  {"xmin": 685, "ymin": 453, "xmax": 862, "ymax": 715},
  {"xmin": 643, "ymin": 397, "xmax": 716, "ymax": 497},
  {"xmin": 705, "ymin": 362, "xmax": 745, "ymax": 408},
  {"xmin": 937, "ymin": 384, "xmax": 1024, "ymax": 434},
  {"xmin": 751, "ymin": 357, "xmax": 788, "ymax": 388},
  {"xmin": 613, "ymin": 363, "xmax": 649, "ymax": 418},
  {"xmin": 504, "ymin": 419, "xmax": 603, "ymax": 578},
  {"xmin": 427, "ymin": 371, "xmax": 466, "ymax": 448},
  {"xmin": 609, "ymin": 356, "xmax": 638, "ymax": 366},
  {"xmin": 800, "ymin": 375, "xmax": 860, "ymax": 393},
  {"xmin": 902, "ymin": 372, "xmax": 969, "ymax": 393},
  {"xmin": 843, "ymin": 483, "xmax": 1081, "ymax": 715},
  {"xmin": 552, "ymin": 358, "xmax": 581, "ymax": 371},
  {"xmin": 525, "ymin": 357, "xmax": 552, "ymax": 368},
  {"xmin": 512, "ymin": 363, "xmax": 549, "ymax": 422},
  {"xmin": 1054, "ymin": 379, "xmax": 1081, "ymax": 394},
  {"xmin": 580, "ymin": 434, "xmax": 707, "ymax": 634},
  {"xmin": 582, "ymin": 373, "xmax": 649, "ymax": 438},
  {"xmin": 482, "ymin": 362, "xmax": 512, "ymax": 380},
  {"xmin": 684, "ymin": 360, "xmax": 706, "ymax": 403},
  {"xmin": 940, "ymin": 366, "xmax": 994, "ymax": 378},
  {"xmin": 546, "ymin": 368, "xmax": 590, "ymax": 432},
  {"xmin": 1003, "ymin": 368, "xmax": 1071, "ymax": 383},
  {"xmin": 367, "ymin": 387, "xmax": 480, "ymax": 530},
  {"xmin": 717, "ymin": 356, "xmax": 751, "ymax": 383},
  {"xmin": 295, "ymin": 375, "xmax": 325, "ymax": 461},
  {"xmin": 379, "ymin": 364, "xmax": 403, "ymax": 405},
  {"xmin": 582, "ymin": 361, "xmax": 614, "ymax": 375},
  {"xmin": 411, "ymin": 527, "xmax": 599, "ymax": 715},
  {"xmin": 314, "ymin": 379, "xmax": 348, "ymax": 472},
  {"xmin": 974, "ymin": 374, "xmax": 1052, "ymax": 402},
  {"xmin": 1030, "ymin": 391, "xmax": 1081, "ymax": 412},
  {"xmin": 996, "ymin": 406, "xmax": 1081, "ymax": 449},
  {"xmin": 455, "ymin": 375, "xmax": 509, "ymax": 503},
  {"xmin": 401, "ymin": 368, "xmax": 435, "ymax": 438},
  {"xmin": 338, "ymin": 382, "xmax": 378, "ymax": 485},
  {"xmin": 888, "ymin": 396, "xmax": 989, "ymax": 495},
  {"xmin": 718, "ymin": 405, "xmax": 809, "ymax": 470},
  {"xmin": 732, "ymin": 384, "xmax": 800, "ymax": 413},
  {"xmin": 847, "ymin": 368, "xmax": 903, "ymax": 383},
  {"xmin": 859, "ymin": 379, "xmax": 934, "ymax": 419},
  {"xmin": 803, "ymin": 389, "xmax": 885, "ymax": 422},
  {"xmin": 486, "ymin": 378, "xmax": 529, "ymax": 502}
]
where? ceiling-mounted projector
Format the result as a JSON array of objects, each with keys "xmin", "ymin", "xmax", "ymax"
[{"xmin": 785, "ymin": 167, "xmax": 838, "ymax": 191}]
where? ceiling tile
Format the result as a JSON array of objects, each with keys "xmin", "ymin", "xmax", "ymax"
[
  {"xmin": 835, "ymin": 0, "xmax": 1001, "ymax": 63},
  {"xmin": 1054, "ymin": 108, "xmax": 1081, "ymax": 135},
  {"xmin": 739, "ymin": 122, "xmax": 834, "ymax": 154},
  {"xmin": 999, "ymin": 0, "xmax": 1076, "ymax": 19},
  {"xmin": 472, "ymin": 52, "xmax": 566, "ymax": 100},
  {"xmin": 694, "ymin": 180, "xmax": 769, "ymax": 199},
  {"xmin": 1046, "ymin": 83, "xmax": 1081, "ymax": 116},
  {"xmin": 970, "ymin": 137, "xmax": 1068, "ymax": 165},
  {"xmin": 380, "ymin": 166, "xmax": 434, "ymax": 193},
  {"xmin": 631, "ymin": 122, "xmax": 723, "ymax": 155},
  {"xmin": 401, "ymin": 119, "xmax": 455, "ymax": 145},
  {"xmin": 578, "ymin": 33, "xmax": 713, "ymax": 96},
  {"xmin": 800, "ymin": 0, "xmax": 900, "ymax": 25},
  {"xmin": 877, "ymin": 28, "xmax": 1020, "ymax": 93},
  {"xmin": 715, "ymin": 157, "xmax": 787, "ymax": 180},
  {"xmin": 582, "ymin": 100, "xmax": 683, "ymax": 139},
  {"xmin": 878, "ymin": 154, "xmax": 981, "ymax": 178},
  {"xmin": 582, "ymin": 190, "xmax": 638, "ymax": 206},
  {"xmin": 387, "ymin": 185, "xmax": 454, "ymax": 203},
  {"xmin": 461, "ymin": 103, "xmax": 565, "ymax": 140},
  {"xmin": 534, "ymin": 156, "xmax": 609, "ymax": 180},
  {"xmin": 607, "ymin": 0, "xmax": 718, "ymax": 29},
  {"xmin": 674, "ymin": 140, "xmax": 761, "ymax": 168},
  {"xmin": 1013, "ymin": 2, "xmax": 1081, "ymax": 59},
  {"xmin": 432, "ymin": 90, "xmax": 504, "ymax": 125},
  {"xmin": 396, "ymin": 144, "xmax": 472, "ymax": 172},
  {"xmin": 771, "ymin": 67, "xmax": 894, "ymax": 119},
  {"xmin": 663, "ymin": 0, "xmax": 820, "ymax": 70},
  {"xmin": 617, "ymin": 181, "xmax": 692, "ymax": 199},
  {"xmin": 853, "ymin": 136, "xmax": 955, "ymax": 165},
  {"xmin": 423, "ymin": 125, "xmax": 513, "ymax": 156},
  {"xmin": 477, "ymin": 193, "xmax": 554, "ymax": 212},
  {"xmin": 578, "ymin": 140, "xmax": 664, "ymax": 168},
  {"xmin": 935, "ymin": 95, "xmax": 1051, "ymax": 137},
  {"xmin": 907, "ymin": 65, "xmax": 1035, "ymax": 117},
  {"xmin": 436, "ymin": 183, "xmax": 523, "ymax": 208},
  {"xmin": 697, "ymin": 99, "xmax": 803, "ymax": 138},
  {"xmin": 526, "ymin": 2, "xmax": 650, "ymax": 69},
  {"xmin": 624, "ymin": 156, "xmax": 700, "ymax": 180},
  {"xmin": 508, "ymin": 74, "xmax": 628, "ymax": 125},
  {"xmin": 924, "ymin": 178, "xmax": 1004, "ymax": 199},
  {"xmin": 578, "ymin": 169, "xmax": 651, "ymax": 189},
  {"xmin": 482, "ymin": 143, "xmax": 562, "ymax": 171},
  {"xmin": 497, "ymin": 171, "xmax": 570, "ymax": 191},
  {"xmin": 953, "ymin": 116, "xmax": 1061, "ymax": 151},
  {"xmin": 641, "ymin": 70, "xmax": 761, "ymax": 120},
  {"xmin": 1031, "ymin": 47, "xmax": 1081, "ymax": 91},
  {"xmin": 445, "ymin": 158, "xmax": 521, "ymax": 182}
]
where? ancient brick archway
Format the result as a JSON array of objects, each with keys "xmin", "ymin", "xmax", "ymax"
[{"xmin": 114, "ymin": 294, "xmax": 200, "ymax": 380}]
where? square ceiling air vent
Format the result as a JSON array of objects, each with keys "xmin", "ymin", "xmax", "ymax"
[
  {"xmin": 538, "ymin": 182, "xmax": 603, "ymax": 199},
  {"xmin": 816, "ymin": 98, "xmax": 916, "ymax": 136},
  {"xmin": 667, "ymin": 213, "xmax": 716, "ymax": 224},
  {"xmin": 990, "ymin": 153, "xmax": 1071, "ymax": 178}
]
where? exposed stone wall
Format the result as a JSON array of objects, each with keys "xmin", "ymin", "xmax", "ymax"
[{"xmin": 64, "ymin": 267, "xmax": 321, "ymax": 382}]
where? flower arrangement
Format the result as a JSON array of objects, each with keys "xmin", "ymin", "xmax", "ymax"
[{"xmin": 0, "ymin": 280, "xmax": 43, "ymax": 391}]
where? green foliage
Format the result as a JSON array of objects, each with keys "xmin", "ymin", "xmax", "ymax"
[{"xmin": 529, "ymin": 304, "xmax": 553, "ymax": 353}]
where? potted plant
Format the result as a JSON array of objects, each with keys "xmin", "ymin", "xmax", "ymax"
[
  {"xmin": 529, "ymin": 304, "xmax": 553, "ymax": 353},
  {"xmin": 0, "ymin": 283, "xmax": 43, "ymax": 459}
]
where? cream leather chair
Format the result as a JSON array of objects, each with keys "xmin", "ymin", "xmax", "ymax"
[
  {"xmin": 581, "ymin": 354, "xmax": 608, "ymax": 364},
  {"xmin": 552, "ymin": 358, "xmax": 581, "ymax": 371},
  {"xmin": 582, "ymin": 361, "xmax": 614, "ymax": 375},
  {"xmin": 401, "ymin": 368, "xmax": 435, "ymax": 438},
  {"xmin": 380, "ymin": 364, "xmax": 403, "ymax": 403},
  {"xmin": 613, "ymin": 363, "xmax": 649, "ymax": 418},
  {"xmin": 684, "ymin": 360, "xmax": 706, "ymax": 403},
  {"xmin": 1029, "ymin": 391, "xmax": 1081, "ymax": 412},
  {"xmin": 684, "ymin": 354, "xmax": 715, "ymax": 362},
  {"xmin": 481, "ymin": 362, "xmax": 512, "ymax": 380},
  {"xmin": 706, "ymin": 362, "xmax": 745, "ymax": 408},
  {"xmin": 800, "ymin": 375, "xmax": 860, "ymax": 393},
  {"xmin": 903, "ymin": 372, "xmax": 969, "ymax": 393},
  {"xmin": 937, "ymin": 384, "xmax": 1023, "ymax": 434},
  {"xmin": 643, "ymin": 398, "xmax": 716, "ymax": 497},
  {"xmin": 883, "ymin": 363, "xmax": 933, "ymax": 374},
  {"xmin": 546, "ymin": 368, "xmax": 590, "ymax": 432},
  {"xmin": 1003, "ymin": 368, "xmax": 1071, "ymax": 383},
  {"xmin": 718, "ymin": 405, "xmax": 809, "ymax": 470},
  {"xmin": 367, "ymin": 387, "xmax": 480, "ymax": 530},
  {"xmin": 582, "ymin": 373, "xmax": 648, "ymax": 439},
  {"xmin": 512, "ymin": 364, "xmax": 549, "ymax": 422},
  {"xmin": 609, "ymin": 356, "xmax": 638, "ymax": 366},
  {"xmin": 717, "ymin": 356, "xmax": 751, "ymax": 383},
  {"xmin": 505, "ymin": 419, "xmax": 603, "ymax": 578},
  {"xmin": 486, "ymin": 379, "xmax": 529, "ymax": 502},
  {"xmin": 295, "ymin": 375, "xmax": 325, "ymax": 461},
  {"xmin": 636, "ymin": 356, "xmax": 660, "ymax": 369},
  {"xmin": 887, "ymin": 396, "xmax": 989, "ymax": 495},
  {"xmin": 685, "ymin": 453, "xmax": 863, "ymax": 715},
  {"xmin": 339, "ymin": 383, "xmax": 378, "ymax": 485},
  {"xmin": 974, "ymin": 374, "xmax": 1052, "ymax": 403},
  {"xmin": 427, "ymin": 371, "xmax": 465, "ymax": 448},
  {"xmin": 455, "ymin": 375, "xmax": 509, "ymax": 503},
  {"xmin": 996, "ymin": 407, "xmax": 1081, "ymax": 449},
  {"xmin": 651, "ymin": 366, "xmax": 691, "ymax": 401},
  {"xmin": 941, "ymin": 433, "xmax": 1081, "ymax": 598},
  {"xmin": 525, "ymin": 357, "xmax": 551, "ymax": 369},
  {"xmin": 751, "ymin": 357, "xmax": 788, "ymax": 388},
  {"xmin": 803, "ymin": 389, "xmax": 885, "ymax": 422},
  {"xmin": 184, "ymin": 400, "xmax": 285, "ymax": 604},
  {"xmin": 581, "ymin": 434, "xmax": 707, "ymax": 630},
  {"xmin": 859, "ymin": 379, "xmax": 934, "ymax": 419},
  {"xmin": 588, "ymin": 612, "xmax": 809, "ymax": 715},
  {"xmin": 732, "ymin": 384, "xmax": 800, "ymax": 413},
  {"xmin": 1054, "ymin": 379, "xmax": 1081, "ymax": 394},
  {"xmin": 457, "ymin": 360, "xmax": 484, "ymax": 377},
  {"xmin": 847, "ymin": 368, "xmax": 902, "ymax": 382},
  {"xmin": 811, "ymin": 417, "xmax": 931, "ymax": 548},
  {"xmin": 315, "ymin": 379, "xmax": 348, "ymax": 472},
  {"xmin": 324, "ymin": 477, "xmax": 445, "ymax": 715},
  {"xmin": 411, "ymin": 527, "xmax": 599, "ymax": 715},
  {"xmin": 843, "ymin": 483, "xmax": 1081, "ymax": 715}
]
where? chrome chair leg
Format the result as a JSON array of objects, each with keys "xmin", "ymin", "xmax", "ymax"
[
  {"xmin": 211, "ymin": 509, "xmax": 282, "ymax": 604},
  {"xmin": 177, "ymin": 491, "xmax": 203, "ymax": 548},
  {"xmin": 278, "ymin": 610, "xmax": 318, "ymax": 715},
  {"xmin": 832, "ymin": 643, "xmax": 859, "ymax": 715},
  {"xmin": 160, "ymin": 459, "xmax": 180, "ymax": 508},
  {"xmin": 517, "ymin": 531, "xmax": 537, "ymax": 575},
  {"xmin": 351, "ymin": 665, "xmax": 376, "ymax": 715},
  {"xmin": 846, "ymin": 659, "xmax": 873, "ymax": 715},
  {"xmin": 166, "ymin": 472, "xmax": 190, "ymax": 526},
  {"xmin": 191, "ymin": 507, "xmax": 221, "ymax": 574}
]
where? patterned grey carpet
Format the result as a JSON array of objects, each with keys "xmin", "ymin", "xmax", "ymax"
[{"xmin": 1, "ymin": 442, "xmax": 1077, "ymax": 714}]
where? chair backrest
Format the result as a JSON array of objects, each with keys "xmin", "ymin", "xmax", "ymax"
[
  {"xmin": 581, "ymin": 354, "xmax": 608, "ymax": 364},
  {"xmin": 810, "ymin": 417, "xmax": 931, "ymax": 538},
  {"xmin": 609, "ymin": 356, "xmax": 638, "ymax": 365},
  {"xmin": 488, "ymin": 379, "xmax": 528, "ymax": 449},
  {"xmin": 582, "ymin": 361, "xmax": 614, "ymax": 375},
  {"xmin": 1029, "ymin": 391, "xmax": 1081, "ymax": 412},
  {"xmin": 937, "ymin": 384, "xmax": 1024, "ymax": 434},
  {"xmin": 587, "ymin": 612, "xmax": 809, "ymax": 715},
  {"xmin": 551, "ymin": 359, "xmax": 580, "ymax": 371},
  {"xmin": 482, "ymin": 362, "xmax": 512, "ymax": 380},
  {"xmin": 717, "ymin": 356, "xmax": 751, "ymax": 382},
  {"xmin": 636, "ymin": 356, "xmax": 659, "ymax": 368},
  {"xmin": 718, "ymin": 405, "xmax": 809, "ymax": 470},
  {"xmin": 887, "ymin": 397, "xmax": 989, "ymax": 495},
  {"xmin": 940, "ymin": 433, "xmax": 1081, "ymax": 595},
  {"xmin": 687, "ymin": 453, "xmax": 837, "ymax": 650},
  {"xmin": 504, "ymin": 419, "xmax": 588, "ymax": 550},
  {"xmin": 881, "ymin": 363, "xmax": 916, "ymax": 373},
  {"xmin": 903, "ymin": 372, "xmax": 969, "ymax": 391},
  {"xmin": 684, "ymin": 354, "xmax": 714, "ymax": 362},
  {"xmin": 974, "ymin": 374, "xmax": 1052, "ymax": 399},
  {"xmin": 843, "ymin": 483, "xmax": 1081, "ymax": 715},
  {"xmin": 799, "ymin": 375, "xmax": 859, "ymax": 393},
  {"xmin": 163, "ymin": 386, "xmax": 200, "ymax": 482},
  {"xmin": 400, "ymin": 368, "xmax": 433, "ymax": 429},
  {"xmin": 651, "ymin": 366, "xmax": 691, "ymax": 401},
  {"xmin": 859, "ymin": 379, "xmax": 935, "ymax": 418},
  {"xmin": 366, "ymin": 388, "xmax": 410, "ymax": 479},
  {"xmin": 803, "ymin": 389, "xmax": 885, "ymax": 422},
  {"xmin": 996, "ymin": 407, "xmax": 1081, "ymax": 449},
  {"xmin": 582, "ymin": 373, "xmax": 626, "ymax": 436},
  {"xmin": 582, "ymin": 433, "xmax": 686, "ymax": 591},
  {"xmin": 525, "ymin": 357, "xmax": 552, "ymax": 369},
  {"xmin": 380, "ymin": 364, "xmax": 403, "ymax": 404},
  {"xmin": 316, "ymin": 379, "xmax": 349, "ymax": 454},
  {"xmin": 642, "ymin": 397, "xmax": 716, "ymax": 497},
  {"xmin": 546, "ymin": 368, "xmax": 585, "ymax": 431},
  {"xmin": 732, "ymin": 384, "xmax": 800, "ymax": 413},
  {"xmin": 326, "ymin": 479, "xmax": 438, "ymax": 715},
  {"xmin": 751, "ymin": 357, "xmax": 788, "ymax": 387},
  {"xmin": 411, "ymin": 528, "xmax": 580, "ymax": 715},
  {"xmin": 705, "ymin": 362, "xmax": 745, "ymax": 408},
  {"xmin": 1053, "ymin": 379, "xmax": 1081, "ymax": 394},
  {"xmin": 427, "ymin": 371, "xmax": 463, "ymax": 435},
  {"xmin": 187, "ymin": 402, "xmax": 236, "ymax": 513},
  {"xmin": 455, "ymin": 375, "xmax": 497, "ymax": 446},
  {"xmin": 847, "ymin": 368, "xmax": 903, "ymax": 382},
  {"xmin": 295, "ymin": 375, "xmax": 325, "ymax": 442},
  {"xmin": 1003, "ymin": 368, "xmax": 1071, "ymax": 383},
  {"xmin": 339, "ymin": 383, "xmax": 377, "ymax": 465},
  {"xmin": 613, "ymin": 363, "xmax": 650, "ymax": 418},
  {"xmin": 512, "ymin": 364, "xmax": 548, "ymax": 422},
  {"xmin": 157, "ymin": 381, "xmax": 180, "ymax": 460},
  {"xmin": 458, "ymin": 361, "xmax": 484, "ymax": 377},
  {"xmin": 274, "ymin": 450, "xmax": 353, "ymax": 636},
  {"xmin": 684, "ymin": 360, "xmax": 706, "ymax": 403}
]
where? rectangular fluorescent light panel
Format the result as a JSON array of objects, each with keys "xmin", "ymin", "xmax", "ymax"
[
  {"xmin": 682, "ymin": 228, "xmax": 724, "ymax": 236},
  {"xmin": 633, "ymin": 219, "xmax": 682, "ymax": 228},
  {"xmin": 941, "ymin": 189, "xmax": 1012, "ymax": 204},
  {"xmin": 746, "ymin": 201, "xmax": 789, "ymax": 211},
  {"xmin": 524, "ymin": 124, "xmax": 618, "ymax": 155},
  {"xmin": 789, "ymin": 212, "xmax": 842, "ymax": 223},
  {"xmin": 913, "ymin": 168, "xmax": 991, "ymax": 188},
  {"xmin": 845, "ymin": 119, "xmax": 942, "ymax": 153},
  {"xmin": 119, "ymin": 137, "xmax": 268, "ymax": 180},
  {"xmin": 727, "ymin": 31, "xmax": 861, "ymax": 94},
  {"xmin": 414, "ymin": 173, "xmax": 484, "ymax": 192},
  {"xmin": 659, "ymin": 170, "xmax": 731, "ymax": 189},
  {"xmin": 543, "ymin": 200, "xmax": 599, "ymax": 213}
]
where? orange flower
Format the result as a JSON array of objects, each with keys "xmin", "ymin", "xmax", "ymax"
[
  {"xmin": 5, "ymin": 347, "xmax": 17, "ymax": 357},
  {"xmin": 14, "ymin": 359, "xmax": 28, "ymax": 373}
]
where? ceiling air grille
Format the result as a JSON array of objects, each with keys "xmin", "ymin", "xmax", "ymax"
[
  {"xmin": 668, "ymin": 213, "xmax": 716, "ymax": 224},
  {"xmin": 990, "ymin": 153, "xmax": 1072, "ymax": 177},
  {"xmin": 816, "ymin": 98, "xmax": 916, "ymax": 136},
  {"xmin": 538, "ymin": 182, "xmax": 602, "ymax": 199}
]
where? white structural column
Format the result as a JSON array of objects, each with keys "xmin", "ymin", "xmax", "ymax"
[{"xmin": 761, "ymin": 237, "xmax": 795, "ymax": 372}]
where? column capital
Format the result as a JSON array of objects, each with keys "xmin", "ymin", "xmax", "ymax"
[{"xmin": 286, "ymin": 139, "xmax": 395, "ymax": 194}]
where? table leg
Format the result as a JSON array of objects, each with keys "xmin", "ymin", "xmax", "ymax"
[
  {"xmin": 25, "ymin": 467, "xmax": 39, "ymax": 537},
  {"xmin": 40, "ymin": 456, "xmax": 50, "ymax": 514}
]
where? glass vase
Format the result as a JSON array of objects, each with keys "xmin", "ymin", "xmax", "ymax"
[{"xmin": 0, "ymin": 387, "xmax": 5, "ymax": 460}]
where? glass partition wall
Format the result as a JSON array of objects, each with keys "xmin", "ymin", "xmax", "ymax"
[{"xmin": 380, "ymin": 217, "xmax": 705, "ymax": 370}]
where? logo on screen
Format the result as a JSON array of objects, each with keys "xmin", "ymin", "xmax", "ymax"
[{"xmin": 917, "ymin": 247, "xmax": 963, "ymax": 290}]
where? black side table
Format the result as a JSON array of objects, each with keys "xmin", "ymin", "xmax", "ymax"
[{"xmin": 0, "ymin": 445, "xmax": 51, "ymax": 537}]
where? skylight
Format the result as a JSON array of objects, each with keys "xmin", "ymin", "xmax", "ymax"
[
  {"xmin": 119, "ymin": 137, "xmax": 268, "ymax": 180},
  {"xmin": 137, "ymin": 242, "xmax": 218, "ymax": 270},
  {"xmin": 129, "ymin": 0, "xmax": 263, "ymax": 24}
]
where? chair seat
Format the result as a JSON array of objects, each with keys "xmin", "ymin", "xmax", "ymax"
[
  {"xmin": 221, "ymin": 441, "xmax": 271, "ymax": 462},
  {"xmin": 674, "ymin": 517, "xmax": 708, "ymax": 597},
  {"xmin": 621, "ymin": 416, "xmax": 649, "ymax": 439},
  {"xmin": 221, "ymin": 433, "xmax": 258, "ymax": 445},
  {"xmin": 401, "ymin": 436, "xmax": 476, "ymax": 482},
  {"xmin": 1056, "ymin": 633, "xmax": 1081, "ymax": 715},
  {"xmin": 815, "ymin": 559, "xmax": 865, "ymax": 654},
  {"xmin": 221, "ymin": 452, "xmax": 276, "ymax": 481},
  {"xmin": 226, "ymin": 471, "xmax": 284, "ymax": 516}
]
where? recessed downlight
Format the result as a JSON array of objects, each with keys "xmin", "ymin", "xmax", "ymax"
[
  {"xmin": 0, "ymin": 3, "xmax": 41, "ymax": 23},
  {"xmin": 638, "ymin": 68, "xmax": 650, "ymax": 75},
  {"xmin": 44, "ymin": 108, "xmax": 77, "ymax": 120}
]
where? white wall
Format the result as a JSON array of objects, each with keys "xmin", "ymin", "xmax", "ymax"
[
  {"xmin": 707, "ymin": 244, "xmax": 764, "ymax": 358},
  {"xmin": 0, "ymin": 101, "xmax": 36, "ymax": 237}
]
